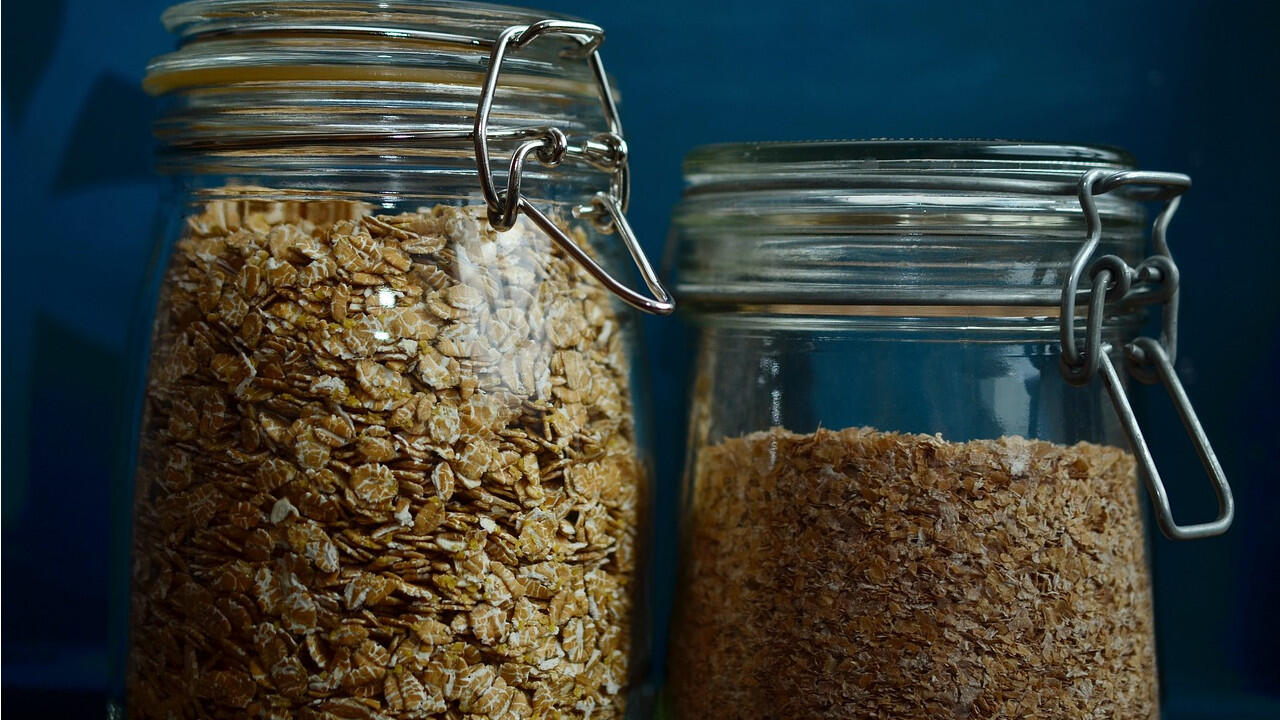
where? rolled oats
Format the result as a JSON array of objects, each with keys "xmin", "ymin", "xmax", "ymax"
[
  {"xmin": 669, "ymin": 427, "xmax": 1156, "ymax": 719},
  {"xmin": 129, "ymin": 193, "xmax": 641, "ymax": 719}
]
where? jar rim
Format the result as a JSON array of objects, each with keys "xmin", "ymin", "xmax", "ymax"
[
  {"xmin": 681, "ymin": 139, "xmax": 1138, "ymax": 198},
  {"xmin": 684, "ymin": 139, "xmax": 1135, "ymax": 175},
  {"xmin": 160, "ymin": 0, "xmax": 580, "ymax": 43},
  {"xmin": 671, "ymin": 138, "xmax": 1149, "ymax": 311},
  {"xmin": 146, "ymin": 0, "xmax": 600, "ymax": 96},
  {"xmin": 144, "ymin": 0, "xmax": 616, "ymax": 198}
]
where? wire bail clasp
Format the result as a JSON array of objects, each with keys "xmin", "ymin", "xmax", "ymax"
[
  {"xmin": 1060, "ymin": 170, "xmax": 1234, "ymax": 540},
  {"xmin": 473, "ymin": 20, "xmax": 674, "ymax": 315}
]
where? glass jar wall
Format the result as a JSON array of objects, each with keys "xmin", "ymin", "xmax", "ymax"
[
  {"xmin": 122, "ymin": 3, "xmax": 664, "ymax": 718},
  {"xmin": 665, "ymin": 141, "xmax": 1222, "ymax": 719}
]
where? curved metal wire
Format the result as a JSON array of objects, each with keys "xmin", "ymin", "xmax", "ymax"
[
  {"xmin": 472, "ymin": 20, "xmax": 672, "ymax": 315},
  {"xmin": 1060, "ymin": 169, "xmax": 1232, "ymax": 540}
]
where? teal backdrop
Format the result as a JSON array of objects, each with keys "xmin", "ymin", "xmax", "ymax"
[{"xmin": 3, "ymin": 1, "xmax": 1278, "ymax": 717}]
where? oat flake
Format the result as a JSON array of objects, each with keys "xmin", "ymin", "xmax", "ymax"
[{"xmin": 129, "ymin": 194, "xmax": 642, "ymax": 719}]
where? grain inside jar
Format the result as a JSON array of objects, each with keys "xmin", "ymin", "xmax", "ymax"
[
  {"xmin": 669, "ymin": 427, "xmax": 1156, "ymax": 719},
  {"xmin": 128, "ymin": 193, "xmax": 642, "ymax": 719}
]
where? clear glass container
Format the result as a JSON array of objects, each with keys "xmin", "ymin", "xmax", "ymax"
[
  {"xmin": 665, "ymin": 140, "xmax": 1232, "ymax": 719},
  {"xmin": 120, "ymin": 2, "xmax": 669, "ymax": 718}
]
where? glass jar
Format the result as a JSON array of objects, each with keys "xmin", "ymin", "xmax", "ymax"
[
  {"xmin": 665, "ymin": 141, "xmax": 1233, "ymax": 719},
  {"xmin": 122, "ymin": 3, "xmax": 671, "ymax": 719}
]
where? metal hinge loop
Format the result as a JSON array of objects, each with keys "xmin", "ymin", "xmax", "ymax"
[
  {"xmin": 473, "ymin": 20, "xmax": 674, "ymax": 315},
  {"xmin": 1098, "ymin": 339, "xmax": 1235, "ymax": 540},
  {"xmin": 1060, "ymin": 169, "xmax": 1234, "ymax": 540}
]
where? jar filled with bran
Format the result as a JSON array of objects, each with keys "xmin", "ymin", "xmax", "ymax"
[
  {"xmin": 665, "ymin": 140, "xmax": 1233, "ymax": 719},
  {"xmin": 121, "ymin": 2, "xmax": 671, "ymax": 718}
]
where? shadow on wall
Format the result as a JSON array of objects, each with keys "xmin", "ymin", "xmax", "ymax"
[
  {"xmin": 2, "ymin": 0, "xmax": 66, "ymax": 122},
  {"xmin": 3, "ymin": 313, "xmax": 124, "ymax": 671},
  {"xmin": 56, "ymin": 72, "xmax": 156, "ymax": 189}
]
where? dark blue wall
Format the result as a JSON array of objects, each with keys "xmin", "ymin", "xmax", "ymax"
[{"xmin": 3, "ymin": 2, "xmax": 1278, "ymax": 717}]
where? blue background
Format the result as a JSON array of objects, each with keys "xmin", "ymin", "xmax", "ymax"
[{"xmin": 3, "ymin": 1, "xmax": 1278, "ymax": 717}]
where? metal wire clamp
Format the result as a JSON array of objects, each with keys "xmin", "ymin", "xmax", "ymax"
[
  {"xmin": 1060, "ymin": 170, "xmax": 1234, "ymax": 540},
  {"xmin": 473, "ymin": 20, "xmax": 674, "ymax": 315}
]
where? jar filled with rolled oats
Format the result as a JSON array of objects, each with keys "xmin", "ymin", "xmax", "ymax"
[
  {"xmin": 122, "ymin": 3, "xmax": 671, "ymax": 718},
  {"xmin": 665, "ymin": 140, "xmax": 1234, "ymax": 719}
]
